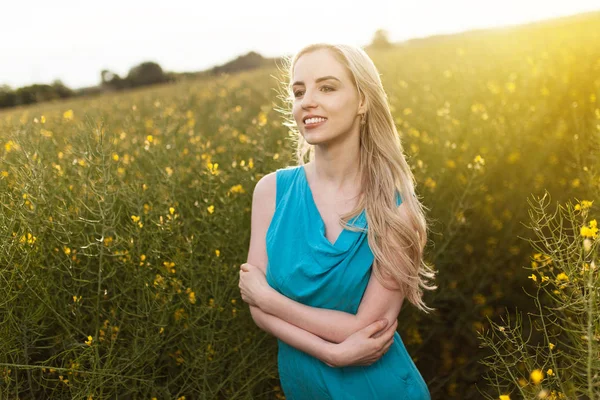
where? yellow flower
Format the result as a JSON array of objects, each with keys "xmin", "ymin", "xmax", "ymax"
[
  {"xmin": 4, "ymin": 140, "xmax": 16, "ymax": 152},
  {"xmin": 549, "ymin": 342, "xmax": 555, "ymax": 350},
  {"xmin": 473, "ymin": 293, "xmax": 486, "ymax": 305},
  {"xmin": 169, "ymin": 207, "xmax": 175, "ymax": 215},
  {"xmin": 228, "ymin": 184, "xmax": 245, "ymax": 195},
  {"xmin": 499, "ymin": 395, "xmax": 511, "ymax": 400},
  {"xmin": 188, "ymin": 291, "xmax": 196, "ymax": 304},
  {"xmin": 174, "ymin": 308, "xmax": 185, "ymax": 321},
  {"xmin": 556, "ymin": 272, "xmax": 569, "ymax": 282},
  {"xmin": 575, "ymin": 200, "xmax": 593, "ymax": 210},
  {"xmin": 163, "ymin": 261, "xmax": 176, "ymax": 274},
  {"xmin": 547, "ymin": 368, "xmax": 554, "ymax": 376},
  {"xmin": 63, "ymin": 109, "xmax": 74, "ymax": 120},
  {"xmin": 528, "ymin": 274, "xmax": 537, "ymax": 282},
  {"xmin": 207, "ymin": 205, "xmax": 215, "ymax": 214},
  {"xmin": 580, "ymin": 219, "xmax": 598, "ymax": 238},
  {"xmin": 85, "ymin": 335, "xmax": 93, "ymax": 346},
  {"xmin": 131, "ymin": 215, "xmax": 140, "ymax": 223},
  {"xmin": 530, "ymin": 369, "xmax": 544, "ymax": 385}
]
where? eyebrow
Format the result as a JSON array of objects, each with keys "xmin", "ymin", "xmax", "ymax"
[{"xmin": 291, "ymin": 76, "xmax": 341, "ymax": 88}]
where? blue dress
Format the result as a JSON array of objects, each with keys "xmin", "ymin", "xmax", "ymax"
[{"xmin": 265, "ymin": 165, "xmax": 431, "ymax": 400}]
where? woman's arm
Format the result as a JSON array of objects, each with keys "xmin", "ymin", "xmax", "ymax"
[
  {"xmin": 244, "ymin": 173, "xmax": 338, "ymax": 367},
  {"xmin": 259, "ymin": 288, "xmax": 358, "ymax": 344},
  {"xmin": 248, "ymin": 304, "xmax": 339, "ymax": 367},
  {"xmin": 259, "ymin": 259, "xmax": 406, "ymax": 345}
]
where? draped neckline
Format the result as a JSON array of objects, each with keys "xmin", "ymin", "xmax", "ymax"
[{"xmin": 299, "ymin": 165, "xmax": 360, "ymax": 248}]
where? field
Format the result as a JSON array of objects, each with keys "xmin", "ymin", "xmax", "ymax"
[{"xmin": 1, "ymin": 11, "xmax": 600, "ymax": 399}]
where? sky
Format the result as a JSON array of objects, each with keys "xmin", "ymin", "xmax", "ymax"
[{"xmin": 1, "ymin": 0, "xmax": 599, "ymax": 90}]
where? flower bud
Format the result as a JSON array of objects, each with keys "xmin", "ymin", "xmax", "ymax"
[{"xmin": 583, "ymin": 238, "xmax": 592, "ymax": 253}]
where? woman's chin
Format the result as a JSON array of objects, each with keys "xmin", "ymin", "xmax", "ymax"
[{"xmin": 303, "ymin": 129, "xmax": 326, "ymax": 139}]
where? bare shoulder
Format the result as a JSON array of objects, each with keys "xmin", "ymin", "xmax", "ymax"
[
  {"xmin": 253, "ymin": 171, "xmax": 277, "ymax": 202},
  {"xmin": 246, "ymin": 171, "xmax": 277, "ymax": 275}
]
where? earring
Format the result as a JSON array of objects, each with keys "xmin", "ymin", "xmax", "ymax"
[{"xmin": 360, "ymin": 113, "xmax": 367, "ymax": 125}]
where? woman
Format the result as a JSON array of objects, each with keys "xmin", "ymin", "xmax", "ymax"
[{"xmin": 239, "ymin": 43, "xmax": 437, "ymax": 399}]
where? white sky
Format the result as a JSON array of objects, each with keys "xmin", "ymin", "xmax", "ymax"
[{"xmin": 1, "ymin": 0, "xmax": 598, "ymax": 89}]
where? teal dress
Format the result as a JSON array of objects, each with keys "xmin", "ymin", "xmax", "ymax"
[{"xmin": 265, "ymin": 165, "xmax": 431, "ymax": 400}]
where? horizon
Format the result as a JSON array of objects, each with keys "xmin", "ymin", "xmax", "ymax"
[{"xmin": 2, "ymin": 0, "xmax": 599, "ymax": 91}]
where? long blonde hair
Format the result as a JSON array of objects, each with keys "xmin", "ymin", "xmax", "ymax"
[{"xmin": 274, "ymin": 43, "xmax": 438, "ymax": 313}]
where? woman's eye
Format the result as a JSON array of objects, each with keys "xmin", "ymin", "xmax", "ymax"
[{"xmin": 294, "ymin": 86, "xmax": 334, "ymax": 98}]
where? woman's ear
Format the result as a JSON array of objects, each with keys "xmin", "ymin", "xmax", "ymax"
[{"xmin": 358, "ymin": 88, "xmax": 368, "ymax": 114}]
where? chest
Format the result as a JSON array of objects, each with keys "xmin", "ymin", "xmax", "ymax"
[{"xmin": 312, "ymin": 191, "xmax": 361, "ymax": 245}]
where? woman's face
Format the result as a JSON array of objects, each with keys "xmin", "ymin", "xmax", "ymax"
[{"xmin": 291, "ymin": 49, "xmax": 365, "ymax": 145}]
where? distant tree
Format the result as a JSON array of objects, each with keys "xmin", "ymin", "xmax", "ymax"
[
  {"xmin": 369, "ymin": 29, "xmax": 393, "ymax": 49},
  {"xmin": 126, "ymin": 62, "xmax": 167, "ymax": 87},
  {"xmin": 0, "ymin": 85, "xmax": 16, "ymax": 109},
  {"xmin": 15, "ymin": 86, "xmax": 38, "ymax": 105},
  {"xmin": 212, "ymin": 51, "xmax": 266, "ymax": 75},
  {"xmin": 101, "ymin": 69, "xmax": 128, "ymax": 90},
  {"xmin": 101, "ymin": 69, "xmax": 115, "ymax": 85},
  {"xmin": 52, "ymin": 79, "xmax": 74, "ymax": 99}
]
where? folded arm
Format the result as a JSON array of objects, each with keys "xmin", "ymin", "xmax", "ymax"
[
  {"xmin": 258, "ymin": 203, "xmax": 412, "ymax": 344},
  {"xmin": 249, "ymin": 304, "xmax": 338, "ymax": 366},
  {"xmin": 260, "ymin": 289, "xmax": 358, "ymax": 344},
  {"xmin": 260, "ymin": 264, "xmax": 405, "ymax": 344}
]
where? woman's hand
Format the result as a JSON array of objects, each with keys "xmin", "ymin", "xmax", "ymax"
[
  {"xmin": 239, "ymin": 262, "xmax": 271, "ymax": 308},
  {"xmin": 330, "ymin": 318, "xmax": 397, "ymax": 368}
]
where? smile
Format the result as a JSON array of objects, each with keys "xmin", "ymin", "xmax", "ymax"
[{"xmin": 304, "ymin": 118, "xmax": 327, "ymax": 129}]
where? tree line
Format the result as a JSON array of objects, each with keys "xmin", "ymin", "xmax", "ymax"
[
  {"xmin": 0, "ymin": 30, "xmax": 393, "ymax": 110},
  {"xmin": 0, "ymin": 52, "xmax": 284, "ymax": 110}
]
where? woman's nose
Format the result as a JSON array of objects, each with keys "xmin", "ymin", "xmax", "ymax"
[{"xmin": 301, "ymin": 90, "xmax": 317, "ymax": 108}]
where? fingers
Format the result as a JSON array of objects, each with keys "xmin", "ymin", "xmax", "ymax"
[
  {"xmin": 370, "ymin": 318, "xmax": 397, "ymax": 339},
  {"xmin": 377, "ymin": 320, "xmax": 397, "ymax": 346},
  {"xmin": 366, "ymin": 319, "xmax": 389, "ymax": 338},
  {"xmin": 385, "ymin": 319, "xmax": 398, "ymax": 335},
  {"xmin": 363, "ymin": 318, "xmax": 388, "ymax": 339},
  {"xmin": 384, "ymin": 335, "xmax": 394, "ymax": 351}
]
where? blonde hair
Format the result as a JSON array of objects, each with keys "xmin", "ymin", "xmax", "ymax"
[{"xmin": 274, "ymin": 43, "xmax": 438, "ymax": 313}]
